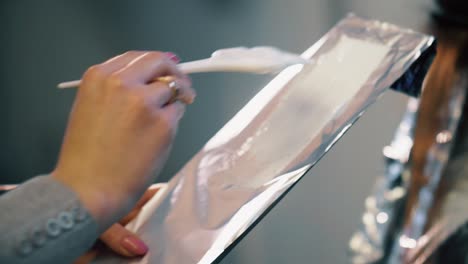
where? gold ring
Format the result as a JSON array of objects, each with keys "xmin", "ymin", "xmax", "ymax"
[
  {"xmin": 156, "ymin": 76, "xmax": 176, "ymax": 83},
  {"xmin": 156, "ymin": 76, "xmax": 179, "ymax": 103},
  {"xmin": 168, "ymin": 80, "xmax": 180, "ymax": 102}
]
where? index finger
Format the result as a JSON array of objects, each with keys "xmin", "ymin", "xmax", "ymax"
[{"xmin": 117, "ymin": 52, "xmax": 186, "ymax": 84}]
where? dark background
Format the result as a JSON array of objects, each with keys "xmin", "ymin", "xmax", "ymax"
[{"xmin": 0, "ymin": 0, "xmax": 430, "ymax": 262}]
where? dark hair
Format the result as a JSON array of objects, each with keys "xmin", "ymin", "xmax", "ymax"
[
  {"xmin": 430, "ymin": 0, "xmax": 468, "ymax": 69},
  {"xmin": 432, "ymin": 0, "xmax": 468, "ymax": 28}
]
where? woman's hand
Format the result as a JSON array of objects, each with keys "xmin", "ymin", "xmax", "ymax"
[
  {"xmin": 52, "ymin": 51, "xmax": 195, "ymax": 231},
  {"xmin": 75, "ymin": 184, "xmax": 166, "ymax": 264}
]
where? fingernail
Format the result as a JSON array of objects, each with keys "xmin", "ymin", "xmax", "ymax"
[
  {"xmin": 122, "ymin": 236, "xmax": 149, "ymax": 256},
  {"xmin": 165, "ymin": 52, "xmax": 181, "ymax": 63},
  {"xmin": 187, "ymin": 94, "xmax": 196, "ymax": 104}
]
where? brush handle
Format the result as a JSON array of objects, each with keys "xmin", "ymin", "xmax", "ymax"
[
  {"xmin": 57, "ymin": 60, "xmax": 278, "ymax": 89},
  {"xmin": 57, "ymin": 47, "xmax": 306, "ymax": 89}
]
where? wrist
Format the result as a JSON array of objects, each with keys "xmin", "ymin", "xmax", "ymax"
[{"xmin": 50, "ymin": 170, "xmax": 121, "ymax": 232}]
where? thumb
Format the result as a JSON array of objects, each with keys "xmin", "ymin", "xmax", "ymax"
[{"xmin": 100, "ymin": 223, "xmax": 148, "ymax": 257}]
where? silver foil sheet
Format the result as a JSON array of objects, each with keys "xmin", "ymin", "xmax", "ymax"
[{"xmin": 95, "ymin": 14, "xmax": 435, "ymax": 264}]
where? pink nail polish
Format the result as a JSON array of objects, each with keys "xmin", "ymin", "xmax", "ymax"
[
  {"xmin": 165, "ymin": 52, "xmax": 181, "ymax": 63},
  {"xmin": 122, "ymin": 236, "xmax": 149, "ymax": 255}
]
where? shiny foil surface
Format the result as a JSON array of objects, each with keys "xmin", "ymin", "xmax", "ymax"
[{"xmin": 95, "ymin": 14, "xmax": 435, "ymax": 264}]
